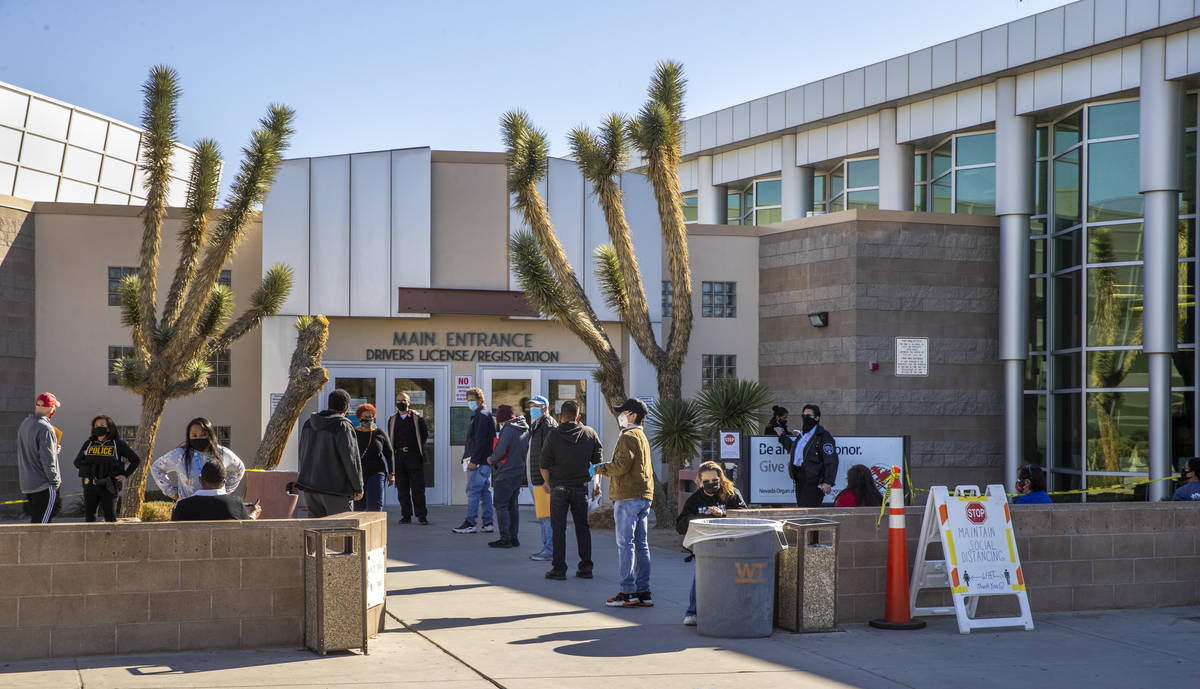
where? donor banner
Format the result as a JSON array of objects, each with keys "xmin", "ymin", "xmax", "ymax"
[{"xmin": 748, "ymin": 435, "xmax": 905, "ymax": 504}]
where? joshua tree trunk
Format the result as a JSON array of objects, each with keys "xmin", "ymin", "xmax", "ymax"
[
  {"xmin": 253, "ymin": 316, "xmax": 330, "ymax": 470},
  {"xmin": 121, "ymin": 390, "xmax": 167, "ymax": 518}
]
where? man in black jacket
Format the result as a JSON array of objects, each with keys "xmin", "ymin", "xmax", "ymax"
[
  {"xmin": 539, "ymin": 400, "xmax": 602, "ymax": 580},
  {"xmin": 526, "ymin": 395, "xmax": 558, "ymax": 561},
  {"xmin": 297, "ymin": 389, "xmax": 363, "ymax": 517},
  {"xmin": 453, "ymin": 387, "xmax": 495, "ymax": 534},
  {"xmin": 788, "ymin": 404, "xmax": 838, "ymax": 508},
  {"xmin": 389, "ymin": 391, "xmax": 430, "ymax": 525},
  {"xmin": 172, "ymin": 459, "xmax": 261, "ymax": 521}
]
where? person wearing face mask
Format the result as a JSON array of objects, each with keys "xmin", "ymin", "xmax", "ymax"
[
  {"xmin": 73, "ymin": 414, "xmax": 141, "ymax": 522},
  {"xmin": 525, "ymin": 396, "xmax": 558, "ymax": 561},
  {"xmin": 453, "ymin": 387, "xmax": 496, "ymax": 534},
  {"xmin": 352, "ymin": 404, "xmax": 394, "ymax": 512},
  {"xmin": 765, "ymin": 405, "xmax": 800, "ymax": 452},
  {"xmin": 388, "ymin": 392, "xmax": 430, "ymax": 524},
  {"xmin": 595, "ymin": 398, "xmax": 655, "ymax": 608},
  {"xmin": 1012, "ymin": 464, "xmax": 1052, "ymax": 504},
  {"xmin": 1172, "ymin": 457, "xmax": 1200, "ymax": 501},
  {"xmin": 151, "ymin": 416, "xmax": 245, "ymax": 501},
  {"xmin": 17, "ymin": 392, "xmax": 64, "ymax": 523},
  {"xmin": 675, "ymin": 461, "xmax": 747, "ymax": 626},
  {"xmin": 788, "ymin": 404, "xmax": 838, "ymax": 508}
]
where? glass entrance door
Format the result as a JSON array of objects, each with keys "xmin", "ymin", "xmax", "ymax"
[
  {"xmin": 390, "ymin": 374, "xmax": 439, "ymax": 501},
  {"xmin": 328, "ymin": 368, "xmax": 379, "ymax": 430}
]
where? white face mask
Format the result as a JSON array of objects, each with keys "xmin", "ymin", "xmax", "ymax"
[{"xmin": 618, "ymin": 412, "xmax": 630, "ymax": 428}]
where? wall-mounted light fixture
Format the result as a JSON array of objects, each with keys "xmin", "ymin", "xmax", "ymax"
[{"xmin": 808, "ymin": 311, "xmax": 829, "ymax": 328}]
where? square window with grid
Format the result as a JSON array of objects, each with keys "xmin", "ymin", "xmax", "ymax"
[
  {"xmin": 107, "ymin": 267, "xmax": 138, "ymax": 306},
  {"xmin": 215, "ymin": 426, "xmax": 231, "ymax": 447},
  {"xmin": 218, "ymin": 269, "xmax": 231, "ymax": 288},
  {"xmin": 701, "ymin": 281, "xmax": 736, "ymax": 318},
  {"xmin": 700, "ymin": 437, "xmax": 719, "ymax": 463},
  {"xmin": 701, "ymin": 354, "xmax": 736, "ymax": 389},
  {"xmin": 662, "ymin": 280, "xmax": 673, "ymax": 318},
  {"xmin": 208, "ymin": 349, "xmax": 231, "ymax": 388},
  {"xmin": 107, "ymin": 345, "xmax": 134, "ymax": 386},
  {"xmin": 117, "ymin": 425, "xmax": 137, "ymax": 443}
]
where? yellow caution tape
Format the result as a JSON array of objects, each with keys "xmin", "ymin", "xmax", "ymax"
[
  {"xmin": 0, "ymin": 491, "xmax": 83, "ymax": 506},
  {"xmin": 906, "ymin": 474, "xmax": 1178, "ymax": 499}
]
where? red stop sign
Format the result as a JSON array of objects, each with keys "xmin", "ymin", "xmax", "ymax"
[
  {"xmin": 965, "ymin": 502, "xmax": 987, "ymax": 525},
  {"xmin": 723, "ymin": 434, "xmax": 735, "ymax": 446}
]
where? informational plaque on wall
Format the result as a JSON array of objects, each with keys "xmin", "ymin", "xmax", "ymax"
[{"xmin": 895, "ymin": 337, "xmax": 929, "ymax": 377}]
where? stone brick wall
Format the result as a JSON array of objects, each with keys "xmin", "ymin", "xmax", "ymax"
[
  {"xmin": 0, "ymin": 201, "xmax": 35, "ymax": 505},
  {"xmin": 759, "ymin": 210, "xmax": 1003, "ymax": 489},
  {"xmin": 735, "ymin": 502, "xmax": 1200, "ymax": 624},
  {"xmin": 0, "ymin": 512, "xmax": 386, "ymax": 661}
]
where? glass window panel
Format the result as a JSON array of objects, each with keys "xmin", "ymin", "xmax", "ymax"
[
  {"xmin": 955, "ymin": 132, "xmax": 995, "ymax": 166},
  {"xmin": 1180, "ymin": 261, "xmax": 1195, "ymax": 347},
  {"xmin": 914, "ymin": 153, "xmax": 927, "ymax": 183},
  {"xmin": 1054, "ymin": 110, "xmax": 1082, "ymax": 154},
  {"xmin": 755, "ymin": 207, "xmax": 782, "ymax": 225},
  {"xmin": 547, "ymin": 378, "xmax": 587, "ymax": 426},
  {"xmin": 1051, "ymin": 471, "xmax": 1082, "ymax": 495},
  {"xmin": 1087, "ymin": 350, "xmax": 1188, "ymax": 389},
  {"xmin": 1054, "ymin": 352, "xmax": 1082, "ymax": 390},
  {"xmin": 1026, "ymin": 355, "xmax": 1047, "ymax": 390},
  {"xmin": 1036, "ymin": 126, "xmax": 1048, "ymax": 158},
  {"xmin": 1054, "ymin": 149, "xmax": 1081, "ymax": 231},
  {"xmin": 1030, "ymin": 239, "xmax": 1046, "ymax": 274},
  {"xmin": 1023, "ymin": 394, "xmax": 1048, "ymax": 465},
  {"xmin": 726, "ymin": 191, "xmax": 741, "ymax": 224},
  {"xmin": 813, "ymin": 176, "xmax": 825, "ymax": 204},
  {"xmin": 1086, "ymin": 390, "xmax": 1148, "ymax": 472},
  {"xmin": 682, "ymin": 194, "xmax": 698, "ymax": 222},
  {"xmin": 1035, "ymin": 160, "xmax": 1047, "ymax": 216},
  {"xmin": 1054, "ymin": 230, "xmax": 1081, "ymax": 271},
  {"xmin": 1182, "ymin": 131, "xmax": 1196, "ymax": 216},
  {"xmin": 931, "ymin": 176, "xmax": 952, "ymax": 213},
  {"xmin": 846, "ymin": 189, "xmax": 879, "ymax": 210},
  {"xmin": 1086, "ymin": 264, "xmax": 1144, "ymax": 347},
  {"xmin": 846, "ymin": 158, "xmax": 879, "ymax": 188},
  {"xmin": 932, "ymin": 140, "xmax": 952, "ymax": 178},
  {"xmin": 744, "ymin": 189, "xmax": 754, "ymax": 213},
  {"xmin": 107, "ymin": 266, "xmax": 137, "ymax": 306},
  {"xmin": 1053, "ymin": 393, "xmax": 1083, "ymax": 469},
  {"xmin": 831, "ymin": 195, "xmax": 844, "ymax": 212},
  {"xmin": 1087, "ymin": 223, "xmax": 1142, "ymax": 264},
  {"xmin": 913, "ymin": 184, "xmax": 927, "ymax": 212},
  {"xmin": 1173, "ymin": 392, "xmax": 1194, "ymax": 469},
  {"xmin": 1052, "ymin": 270, "xmax": 1082, "ymax": 350},
  {"xmin": 1087, "ymin": 139, "xmax": 1142, "ymax": 222},
  {"xmin": 1186, "ymin": 93, "xmax": 1197, "ymax": 128},
  {"xmin": 831, "ymin": 170, "xmax": 844, "ymax": 197},
  {"xmin": 1030, "ymin": 277, "xmax": 1046, "ymax": 351},
  {"xmin": 814, "ymin": 201, "xmax": 826, "ymax": 213},
  {"xmin": 107, "ymin": 345, "xmax": 134, "ymax": 386},
  {"xmin": 1088, "ymin": 101, "xmax": 1139, "ymax": 139},
  {"xmin": 394, "ymin": 376, "xmax": 437, "ymax": 485},
  {"xmin": 755, "ymin": 179, "xmax": 781, "ymax": 206},
  {"xmin": 1031, "ymin": 217, "xmax": 1046, "ymax": 235},
  {"xmin": 955, "ymin": 167, "xmax": 995, "ymax": 215}
]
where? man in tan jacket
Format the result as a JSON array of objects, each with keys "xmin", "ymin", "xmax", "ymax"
[{"xmin": 595, "ymin": 398, "xmax": 654, "ymax": 608}]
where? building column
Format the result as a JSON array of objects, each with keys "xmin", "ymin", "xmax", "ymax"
[
  {"xmin": 781, "ymin": 134, "xmax": 813, "ymax": 220},
  {"xmin": 696, "ymin": 155, "xmax": 727, "ymax": 225},
  {"xmin": 878, "ymin": 108, "xmax": 914, "ymax": 211},
  {"xmin": 1140, "ymin": 38, "xmax": 1183, "ymax": 502},
  {"xmin": 995, "ymin": 77, "xmax": 1035, "ymax": 490}
]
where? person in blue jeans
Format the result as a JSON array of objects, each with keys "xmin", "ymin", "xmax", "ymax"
[
  {"xmin": 351, "ymin": 404, "xmax": 394, "ymax": 511},
  {"xmin": 525, "ymin": 395, "xmax": 558, "ymax": 560},
  {"xmin": 595, "ymin": 398, "xmax": 655, "ymax": 608},
  {"xmin": 487, "ymin": 404, "xmax": 529, "ymax": 547},
  {"xmin": 675, "ymin": 461, "xmax": 747, "ymax": 625},
  {"xmin": 453, "ymin": 387, "xmax": 495, "ymax": 534}
]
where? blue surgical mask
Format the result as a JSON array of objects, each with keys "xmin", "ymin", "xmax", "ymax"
[
  {"xmin": 530, "ymin": 407, "xmax": 543, "ymax": 421},
  {"xmin": 468, "ymin": 400, "xmax": 478, "ymax": 411}
]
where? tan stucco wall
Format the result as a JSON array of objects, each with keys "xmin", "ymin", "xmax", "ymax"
[
  {"xmin": 430, "ymin": 161, "xmax": 510, "ymax": 291},
  {"xmin": 32, "ymin": 204, "xmax": 264, "ymax": 500}
]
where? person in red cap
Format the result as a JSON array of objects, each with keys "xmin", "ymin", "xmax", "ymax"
[{"xmin": 17, "ymin": 393, "xmax": 63, "ymax": 523}]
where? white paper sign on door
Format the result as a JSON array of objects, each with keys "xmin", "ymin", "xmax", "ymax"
[{"xmin": 454, "ymin": 375, "xmax": 473, "ymax": 403}]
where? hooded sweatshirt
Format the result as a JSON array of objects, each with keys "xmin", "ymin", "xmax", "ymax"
[
  {"xmin": 297, "ymin": 410, "xmax": 363, "ymax": 497},
  {"xmin": 539, "ymin": 420, "xmax": 602, "ymax": 487},
  {"xmin": 17, "ymin": 413, "xmax": 60, "ymax": 493},
  {"xmin": 489, "ymin": 415, "xmax": 529, "ymax": 482}
]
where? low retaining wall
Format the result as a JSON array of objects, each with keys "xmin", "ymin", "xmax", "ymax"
[
  {"xmin": 0, "ymin": 512, "xmax": 386, "ymax": 661},
  {"xmin": 733, "ymin": 502, "xmax": 1200, "ymax": 624}
]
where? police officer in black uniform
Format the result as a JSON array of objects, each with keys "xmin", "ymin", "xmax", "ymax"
[{"xmin": 787, "ymin": 404, "xmax": 837, "ymax": 507}]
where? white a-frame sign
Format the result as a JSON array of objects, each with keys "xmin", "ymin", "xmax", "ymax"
[{"xmin": 909, "ymin": 485, "xmax": 1034, "ymax": 634}]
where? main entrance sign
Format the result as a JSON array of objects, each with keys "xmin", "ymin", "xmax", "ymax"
[{"xmin": 366, "ymin": 331, "xmax": 561, "ymax": 363}]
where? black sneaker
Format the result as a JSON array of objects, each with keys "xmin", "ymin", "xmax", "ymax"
[
  {"xmin": 633, "ymin": 591, "xmax": 654, "ymax": 607},
  {"xmin": 575, "ymin": 570, "xmax": 593, "ymax": 579},
  {"xmin": 398, "ymin": 517, "xmax": 412, "ymax": 524},
  {"xmin": 545, "ymin": 569, "xmax": 567, "ymax": 580},
  {"xmin": 418, "ymin": 517, "xmax": 429, "ymax": 525},
  {"xmin": 451, "ymin": 521, "xmax": 477, "ymax": 534},
  {"xmin": 487, "ymin": 539, "xmax": 513, "ymax": 548},
  {"xmin": 606, "ymin": 592, "xmax": 636, "ymax": 607},
  {"xmin": 510, "ymin": 539, "xmax": 520, "ymax": 548}
]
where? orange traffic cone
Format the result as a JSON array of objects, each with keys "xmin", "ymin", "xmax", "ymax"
[{"xmin": 869, "ymin": 465, "xmax": 926, "ymax": 630}]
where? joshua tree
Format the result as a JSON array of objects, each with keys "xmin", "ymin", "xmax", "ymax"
[
  {"xmin": 113, "ymin": 66, "xmax": 295, "ymax": 517},
  {"xmin": 252, "ymin": 315, "xmax": 330, "ymax": 469},
  {"xmin": 506, "ymin": 62, "xmax": 696, "ymax": 521}
]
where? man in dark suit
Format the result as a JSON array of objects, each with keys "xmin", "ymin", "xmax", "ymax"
[
  {"xmin": 389, "ymin": 391, "xmax": 430, "ymax": 525},
  {"xmin": 172, "ymin": 459, "xmax": 261, "ymax": 521}
]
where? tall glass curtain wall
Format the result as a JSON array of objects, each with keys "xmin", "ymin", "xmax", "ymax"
[
  {"xmin": 725, "ymin": 179, "xmax": 782, "ymax": 225},
  {"xmin": 1025, "ymin": 97, "xmax": 1198, "ymax": 499}
]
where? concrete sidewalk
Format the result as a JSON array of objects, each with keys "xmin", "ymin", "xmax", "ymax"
[{"xmin": 3, "ymin": 504, "xmax": 1198, "ymax": 688}]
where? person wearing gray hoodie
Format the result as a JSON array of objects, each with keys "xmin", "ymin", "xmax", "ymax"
[
  {"xmin": 17, "ymin": 392, "xmax": 63, "ymax": 523},
  {"xmin": 487, "ymin": 404, "xmax": 529, "ymax": 548},
  {"xmin": 296, "ymin": 389, "xmax": 363, "ymax": 517}
]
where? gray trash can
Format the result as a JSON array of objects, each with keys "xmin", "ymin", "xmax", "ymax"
[
  {"xmin": 305, "ymin": 528, "xmax": 368, "ymax": 655},
  {"xmin": 684, "ymin": 518, "xmax": 787, "ymax": 638},
  {"xmin": 775, "ymin": 518, "xmax": 839, "ymax": 633}
]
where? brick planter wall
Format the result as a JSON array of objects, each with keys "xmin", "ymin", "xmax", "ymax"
[{"xmin": 733, "ymin": 502, "xmax": 1200, "ymax": 624}]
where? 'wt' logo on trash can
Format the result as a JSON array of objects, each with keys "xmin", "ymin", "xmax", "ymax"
[{"xmin": 734, "ymin": 562, "xmax": 766, "ymax": 583}]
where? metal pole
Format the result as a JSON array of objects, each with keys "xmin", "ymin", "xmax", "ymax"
[
  {"xmin": 878, "ymin": 108, "xmax": 914, "ymax": 211},
  {"xmin": 781, "ymin": 134, "xmax": 814, "ymax": 220}
]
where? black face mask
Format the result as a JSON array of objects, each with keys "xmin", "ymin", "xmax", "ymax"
[
  {"xmin": 701, "ymin": 480, "xmax": 720, "ymax": 494},
  {"xmin": 801, "ymin": 416, "xmax": 818, "ymax": 433},
  {"xmin": 188, "ymin": 438, "xmax": 210, "ymax": 452},
  {"xmin": 396, "ymin": 402, "xmax": 408, "ymax": 412},
  {"xmin": 92, "ymin": 427, "xmax": 108, "ymax": 440}
]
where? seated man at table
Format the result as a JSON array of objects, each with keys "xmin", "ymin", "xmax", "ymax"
[{"xmin": 172, "ymin": 458, "xmax": 262, "ymax": 521}]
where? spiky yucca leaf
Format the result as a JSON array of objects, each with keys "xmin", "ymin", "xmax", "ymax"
[
  {"xmin": 111, "ymin": 355, "xmax": 146, "ymax": 389},
  {"xmin": 593, "ymin": 244, "xmax": 628, "ymax": 314},
  {"xmin": 118, "ymin": 274, "xmax": 142, "ymax": 328},
  {"xmin": 630, "ymin": 61, "xmax": 686, "ymax": 155},
  {"xmin": 294, "ymin": 314, "xmax": 315, "ymax": 332},
  {"xmin": 509, "ymin": 230, "xmax": 571, "ymax": 317},
  {"xmin": 252, "ymin": 263, "xmax": 294, "ymax": 315},
  {"xmin": 196, "ymin": 284, "xmax": 234, "ymax": 337},
  {"xmin": 151, "ymin": 323, "xmax": 175, "ymax": 347},
  {"xmin": 181, "ymin": 357, "xmax": 214, "ymax": 386},
  {"xmin": 695, "ymin": 377, "xmax": 771, "ymax": 436},
  {"xmin": 647, "ymin": 397, "xmax": 705, "ymax": 460},
  {"xmin": 139, "ymin": 65, "xmax": 180, "ymax": 181},
  {"xmin": 501, "ymin": 110, "xmax": 549, "ymax": 192},
  {"xmin": 647, "ymin": 60, "xmax": 686, "ymax": 122},
  {"xmin": 185, "ymin": 138, "xmax": 222, "ymax": 215}
]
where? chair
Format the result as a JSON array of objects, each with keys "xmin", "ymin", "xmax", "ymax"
[{"xmin": 241, "ymin": 470, "xmax": 300, "ymax": 519}]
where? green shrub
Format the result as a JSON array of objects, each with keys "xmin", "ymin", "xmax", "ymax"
[{"xmin": 140, "ymin": 500, "xmax": 174, "ymax": 522}]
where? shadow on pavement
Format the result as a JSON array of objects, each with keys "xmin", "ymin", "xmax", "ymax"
[{"xmin": 411, "ymin": 609, "xmax": 588, "ymax": 632}]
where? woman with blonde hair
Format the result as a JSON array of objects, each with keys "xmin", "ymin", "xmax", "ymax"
[{"xmin": 675, "ymin": 460, "xmax": 747, "ymax": 626}]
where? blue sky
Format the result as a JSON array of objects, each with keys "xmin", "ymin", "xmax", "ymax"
[{"xmin": 1, "ymin": 0, "xmax": 1073, "ymax": 201}]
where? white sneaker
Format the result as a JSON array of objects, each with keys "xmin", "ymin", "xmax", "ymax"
[
  {"xmin": 682, "ymin": 614, "xmax": 697, "ymax": 626},
  {"xmin": 481, "ymin": 523, "xmax": 494, "ymax": 533},
  {"xmin": 452, "ymin": 521, "xmax": 478, "ymax": 534}
]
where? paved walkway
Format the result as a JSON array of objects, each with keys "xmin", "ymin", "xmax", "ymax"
[{"xmin": 3, "ymin": 505, "xmax": 1199, "ymax": 688}]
